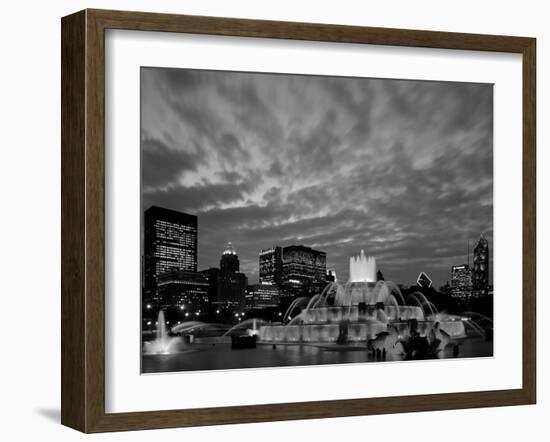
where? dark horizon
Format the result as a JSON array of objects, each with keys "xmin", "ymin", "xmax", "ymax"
[{"xmin": 141, "ymin": 68, "xmax": 493, "ymax": 288}]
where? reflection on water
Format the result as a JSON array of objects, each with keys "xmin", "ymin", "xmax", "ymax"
[{"xmin": 142, "ymin": 337, "xmax": 493, "ymax": 373}]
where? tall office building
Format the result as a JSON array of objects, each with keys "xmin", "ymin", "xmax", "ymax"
[
  {"xmin": 259, "ymin": 246, "xmax": 283, "ymax": 284},
  {"xmin": 260, "ymin": 244, "xmax": 327, "ymax": 286},
  {"xmin": 220, "ymin": 242, "xmax": 240, "ymax": 274},
  {"xmin": 472, "ymin": 234, "xmax": 490, "ymax": 295},
  {"xmin": 450, "ymin": 264, "xmax": 473, "ymax": 300},
  {"xmin": 218, "ymin": 242, "xmax": 247, "ymax": 308},
  {"xmin": 281, "ymin": 245, "xmax": 327, "ymax": 285},
  {"xmin": 143, "ymin": 206, "xmax": 198, "ymax": 302}
]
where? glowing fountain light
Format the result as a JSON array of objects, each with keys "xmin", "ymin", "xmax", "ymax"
[{"xmin": 349, "ymin": 249, "xmax": 377, "ymax": 282}]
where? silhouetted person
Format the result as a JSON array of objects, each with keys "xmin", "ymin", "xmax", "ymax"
[{"xmin": 382, "ymin": 348, "xmax": 387, "ymax": 360}]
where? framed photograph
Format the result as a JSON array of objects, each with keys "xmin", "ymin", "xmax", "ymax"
[{"xmin": 61, "ymin": 9, "xmax": 536, "ymax": 433}]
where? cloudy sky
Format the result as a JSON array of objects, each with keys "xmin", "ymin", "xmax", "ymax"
[{"xmin": 141, "ymin": 67, "xmax": 493, "ymax": 287}]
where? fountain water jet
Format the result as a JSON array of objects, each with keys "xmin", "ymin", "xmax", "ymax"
[
  {"xmin": 222, "ymin": 318, "xmax": 268, "ymax": 337},
  {"xmin": 349, "ymin": 250, "xmax": 377, "ymax": 282},
  {"xmin": 143, "ymin": 310, "xmax": 180, "ymax": 354},
  {"xmin": 283, "ymin": 297, "xmax": 310, "ymax": 322}
]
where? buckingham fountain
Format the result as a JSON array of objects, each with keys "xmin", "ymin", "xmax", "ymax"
[
  {"xmin": 257, "ymin": 250, "xmax": 469, "ymax": 358},
  {"xmin": 142, "ymin": 250, "xmax": 491, "ymax": 372}
]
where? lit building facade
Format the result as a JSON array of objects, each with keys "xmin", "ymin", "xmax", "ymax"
[
  {"xmin": 244, "ymin": 284, "xmax": 281, "ymax": 310},
  {"xmin": 281, "ymin": 245, "xmax": 327, "ymax": 286},
  {"xmin": 450, "ymin": 264, "xmax": 473, "ymax": 300},
  {"xmin": 156, "ymin": 270, "xmax": 210, "ymax": 312},
  {"xmin": 473, "ymin": 234, "xmax": 490, "ymax": 296},
  {"xmin": 143, "ymin": 206, "xmax": 197, "ymax": 302},
  {"xmin": 259, "ymin": 246, "xmax": 283, "ymax": 284}
]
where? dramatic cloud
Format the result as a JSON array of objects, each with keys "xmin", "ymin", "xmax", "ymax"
[{"xmin": 141, "ymin": 67, "xmax": 493, "ymax": 287}]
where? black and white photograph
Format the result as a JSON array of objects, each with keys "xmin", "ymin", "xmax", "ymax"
[{"xmin": 140, "ymin": 67, "xmax": 494, "ymax": 374}]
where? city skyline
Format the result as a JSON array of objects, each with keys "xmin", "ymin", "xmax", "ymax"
[
  {"xmin": 141, "ymin": 68, "xmax": 493, "ymax": 287},
  {"xmin": 143, "ymin": 203, "xmax": 491, "ymax": 289}
]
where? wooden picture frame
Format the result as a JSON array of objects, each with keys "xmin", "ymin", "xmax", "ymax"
[{"xmin": 61, "ymin": 9, "xmax": 536, "ymax": 433}]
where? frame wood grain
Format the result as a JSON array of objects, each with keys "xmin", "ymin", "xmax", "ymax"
[{"xmin": 61, "ymin": 9, "xmax": 536, "ymax": 433}]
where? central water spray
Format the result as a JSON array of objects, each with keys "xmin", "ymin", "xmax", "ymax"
[{"xmin": 349, "ymin": 249, "xmax": 377, "ymax": 282}]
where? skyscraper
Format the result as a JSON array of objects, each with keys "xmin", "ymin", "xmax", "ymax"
[
  {"xmin": 260, "ymin": 244, "xmax": 327, "ymax": 287},
  {"xmin": 220, "ymin": 242, "xmax": 240, "ymax": 274},
  {"xmin": 218, "ymin": 242, "xmax": 247, "ymax": 308},
  {"xmin": 473, "ymin": 234, "xmax": 490, "ymax": 296},
  {"xmin": 450, "ymin": 264, "xmax": 473, "ymax": 300},
  {"xmin": 281, "ymin": 245, "xmax": 326, "ymax": 286},
  {"xmin": 259, "ymin": 246, "xmax": 283, "ymax": 284},
  {"xmin": 143, "ymin": 206, "xmax": 198, "ymax": 302}
]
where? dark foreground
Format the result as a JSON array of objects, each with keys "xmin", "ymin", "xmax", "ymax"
[{"xmin": 142, "ymin": 337, "xmax": 493, "ymax": 374}]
